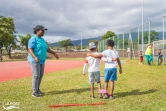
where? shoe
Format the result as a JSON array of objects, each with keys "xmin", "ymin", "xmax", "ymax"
[
  {"xmin": 38, "ymin": 90, "xmax": 44, "ymax": 95},
  {"xmin": 109, "ymin": 95, "xmax": 114, "ymax": 100},
  {"xmin": 103, "ymin": 94, "xmax": 109, "ymax": 99},
  {"xmin": 32, "ymin": 93, "xmax": 41, "ymax": 98},
  {"xmin": 98, "ymin": 93, "xmax": 102, "ymax": 98},
  {"xmin": 148, "ymin": 62, "xmax": 151, "ymax": 65},
  {"xmin": 90, "ymin": 96, "xmax": 95, "ymax": 99}
]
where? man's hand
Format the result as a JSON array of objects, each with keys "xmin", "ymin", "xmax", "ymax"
[
  {"xmin": 119, "ymin": 69, "xmax": 122, "ymax": 74},
  {"xmin": 34, "ymin": 57, "xmax": 39, "ymax": 62}
]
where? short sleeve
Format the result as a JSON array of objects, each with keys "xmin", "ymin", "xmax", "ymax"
[
  {"xmin": 28, "ymin": 37, "xmax": 36, "ymax": 48},
  {"xmin": 101, "ymin": 50, "xmax": 106, "ymax": 57}
]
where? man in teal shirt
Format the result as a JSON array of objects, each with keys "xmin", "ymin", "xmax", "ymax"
[
  {"xmin": 145, "ymin": 44, "xmax": 153, "ymax": 65},
  {"xmin": 28, "ymin": 35, "xmax": 48, "ymax": 64},
  {"xmin": 28, "ymin": 25, "xmax": 59, "ymax": 98}
]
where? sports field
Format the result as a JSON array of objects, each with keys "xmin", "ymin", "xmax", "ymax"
[{"xmin": 0, "ymin": 59, "xmax": 166, "ymax": 111}]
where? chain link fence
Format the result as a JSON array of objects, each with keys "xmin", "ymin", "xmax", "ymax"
[{"xmin": 98, "ymin": 16, "xmax": 166, "ymax": 63}]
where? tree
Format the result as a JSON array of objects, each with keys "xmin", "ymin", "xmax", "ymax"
[
  {"xmin": 59, "ymin": 39, "xmax": 73, "ymax": 52},
  {"xmin": 49, "ymin": 45, "xmax": 56, "ymax": 50},
  {"xmin": 119, "ymin": 39, "xmax": 128, "ymax": 49},
  {"xmin": 138, "ymin": 31, "xmax": 159, "ymax": 44},
  {"xmin": 19, "ymin": 34, "xmax": 31, "ymax": 51},
  {"xmin": 0, "ymin": 16, "xmax": 16, "ymax": 58},
  {"xmin": 82, "ymin": 46, "xmax": 87, "ymax": 49},
  {"xmin": 102, "ymin": 31, "xmax": 117, "ymax": 40},
  {"xmin": 76, "ymin": 45, "xmax": 81, "ymax": 51}
]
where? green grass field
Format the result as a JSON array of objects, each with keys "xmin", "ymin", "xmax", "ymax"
[{"xmin": 0, "ymin": 60, "xmax": 166, "ymax": 111}]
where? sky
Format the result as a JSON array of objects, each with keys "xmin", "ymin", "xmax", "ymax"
[{"xmin": 0, "ymin": 0, "xmax": 166, "ymax": 43}]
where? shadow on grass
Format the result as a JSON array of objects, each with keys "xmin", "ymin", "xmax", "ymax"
[
  {"xmin": 114, "ymin": 89, "xmax": 157, "ymax": 98},
  {"xmin": 45, "ymin": 88, "xmax": 90, "ymax": 95}
]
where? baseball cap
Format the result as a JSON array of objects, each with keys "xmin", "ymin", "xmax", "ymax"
[
  {"xmin": 89, "ymin": 42, "xmax": 96, "ymax": 49},
  {"xmin": 33, "ymin": 25, "xmax": 48, "ymax": 31}
]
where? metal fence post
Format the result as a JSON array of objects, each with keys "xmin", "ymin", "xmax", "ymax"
[{"xmin": 163, "ymin": 16, "xmax": 165, "ymax": 65}]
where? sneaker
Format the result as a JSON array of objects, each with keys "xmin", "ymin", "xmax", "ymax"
[
  {"xmin": 90, "ymin": 96, "xmax": 95, "ymax": 99},
  {"xmin": 32, "ymin": 93, "xmax": 41, "ymax": 98},
  {"xmin": 148, "ymin": 62, "xmax": 151, "ymax": 65},
  {"xmin": 38, "ymin": 90, "xmax": 44, "ymax": 95},
  {"xmin": 109, "ymin": 95, "xmax": 114, "ymax": 100},
  {"xmin": 98, "ymin": 93, "xmax": 102, "ymax": 98},
  {"xmin": 103, "ymin": 94, "xmax": 109, "ymax": 99}
]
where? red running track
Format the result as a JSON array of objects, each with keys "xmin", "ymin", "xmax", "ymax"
[{"xmin": 0, "ymin": 60, "xmax": 83, "ymax": 82}]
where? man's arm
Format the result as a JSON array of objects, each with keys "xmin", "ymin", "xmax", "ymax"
[
  {"xmin": 28, "ymin": 37, "xmax": 39, "ymax": 62},
  {"xmin": 28, "ymin": 48, "xmax": 39, "ymax": 62},
  {"xmin": 47, "ymin": 48, "xmax": 59, "ymax": 59},
  {"xmin": 117, "ymin": 58, "xmax": 122, "ymax": 74}
]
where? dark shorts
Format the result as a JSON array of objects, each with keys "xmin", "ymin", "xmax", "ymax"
[{"xmin": 158, "ymin": 56, "xmax": 163, "ymax": 60}]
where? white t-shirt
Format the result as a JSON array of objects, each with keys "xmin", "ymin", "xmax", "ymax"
[
  {"xmin": 83, "ymin": 52, "xmax": 100, "ymax": 73},
  {"xmin": 101, "ymin": 49, "xmax": 119, "ymax": 68}
]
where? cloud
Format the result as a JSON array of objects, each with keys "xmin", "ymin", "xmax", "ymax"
[{"xmin": 0, "ymin": 0, "xmax": 166, "ymax": 43}]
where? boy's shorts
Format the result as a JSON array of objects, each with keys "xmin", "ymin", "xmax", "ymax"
[
  {"xmin": 158, "ymin": 57, "xmax": 163, "ymax": 60},
  {"xmin": 158, "ymin": 55, "xmax": 163, "ymax": 60},
  {"xmin": 104, "ymin": 68, "xmax": 117, "ymax": 81},
  {"xmin": 140, "ymin": 57, "xmax": 143, "ymax": 62},
  {"xmin": 88, "ymin": 71, "xmax": 100, "ymax": 84}
]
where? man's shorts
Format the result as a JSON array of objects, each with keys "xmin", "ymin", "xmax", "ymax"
[
  {"xmin": 104, "ymin": 68, "xmax": 117, "ymax": 81},
  {"xmin": 88, "ymin": 71, "xmax": 100, "ymax": 84},
  {"xmin": 146, "ymin": 55, "xmax": 153, "ymax": 63}
]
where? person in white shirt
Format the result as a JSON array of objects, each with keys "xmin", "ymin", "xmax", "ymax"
[
  {"xmin": 83, "ymin": 42, "xmax": 116, "ymax": 99},
  {"xmin": 87, "ymin": 40, "xmax": 122, "ymax": 99},
  {"xmin": 127, "ymin": 47, "xmax": 131, "ymax": 59}
]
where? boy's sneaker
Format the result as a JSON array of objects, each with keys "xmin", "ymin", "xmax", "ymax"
[
  {"xmin": 109, "ymin": 95, "xmax": 114, "ymax": 100},
  {"xmin": 32, "ymin": 92, "xmax": 41, "ymax": 98},
  {"xmin": 90, "ymin": 96, "xmax": 95, "ymax": 99},
  {"xmin": 38, "ymin": 90, "xmax": 44, "ymax": 95},
  {"xmin": 98, "ymin": 93, "xmax": 102, "ymax": 98},
  {"xmin": 103, "ymin": 94, "xmax": 109, "ymax": 99}
]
